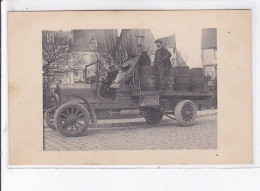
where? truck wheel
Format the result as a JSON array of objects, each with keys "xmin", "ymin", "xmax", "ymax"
[
  {"xmin": 54, "ymin": 102, "xmax": 90, "ymax": 137},
  {"xmin": 44, "ymin": 105, "xmax": 59, "ymax": 130},
  {"xmin": 175, "ymin": 100, "xmax": 197, "ymax": 126},
  {"xmin": 144, "ymin": 108, "xmax": 163, "ymax": 124}
]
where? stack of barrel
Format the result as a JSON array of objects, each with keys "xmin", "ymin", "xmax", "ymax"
[
  {"xmin": 164, "ymin": 66, "xmax": 205, "ymax": 92},
  {"xmin": 167, "ymin": 66, "xmax": 191, "ymax": 92},
  {"xmin": 189, "ymin": 67, "xmax": 205, "ymax": 92},
  {"xmin": 139, "ymin": 65, "xmax": 205, "ymax": 93},
  {"xmin": 161, "ymin": 68, "xmax": 175, "ymax": 90}
]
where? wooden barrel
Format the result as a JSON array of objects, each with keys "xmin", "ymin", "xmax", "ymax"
[
  {"xmin": 189, "ymin": 67, "xmax": 203, "ymax": 76},
  {"xmin": 162, "ymin": 68, "xmax": 175, "ymax": 89},
  {"xmin": 139, "ymin": 65, "xmax": 157, "ymax": 91},
  {"xmin": 173, "ymin": 66, "xmax": 191, "ymax": 92},
  {"xmin": 190, "ymin": 68, "xmax": 205, "ymax": 92},
  {"xmin": 173, "ymin": 66, "xmax": 190, "ymax": 75},
  {"xmin": 174, "ymin": 76, "xmax": 191, "ymax": 91},
  {"xmin": 166, "ymin": 68, "xmax": 175, "ymax": 84}
]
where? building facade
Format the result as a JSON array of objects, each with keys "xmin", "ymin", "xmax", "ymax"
[
  {"xmin": 201, "ymin": 28, "xmax": 217, "ymax": 82},
  {"xmin": 201, "ymin": 28, "xmax": 217, "ymax": 108}
]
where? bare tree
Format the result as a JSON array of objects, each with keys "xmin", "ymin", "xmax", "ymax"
[
  {"xmin": 95, "ymin": 30, "xmax": 122, "ymax": 66},
  {"xmin": 43, "ymin": 31, "xmax": 74, "ymax": 75},
  {"xmin": 93, "ymin": 30, "xmax": 124, "ymax": 82},
  {"xmin": 96, "ymin": 29, "xmax": 156, "ymax": 67},
  {"xmin": 42, "ymin": 31, "xmax": 84, "ymax": 108}
]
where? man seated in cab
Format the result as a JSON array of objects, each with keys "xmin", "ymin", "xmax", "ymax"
[
  {"xmin": 101, "ymin": 65, "xmax": 118, "ymax": 98},
  {"xmin": 105, "ymin": 65, "xmax": 119, "ymax": 85}
]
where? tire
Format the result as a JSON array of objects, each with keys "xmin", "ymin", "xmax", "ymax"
[
  {"xmin": 54, "ymin": 102, "xmax": 90, "ymax": 137},
  {"xmin": 44, "ymin": 105, "xmax": 59, "ymax": 130},
  {"xmin": 175, "ymin": 100, "xmax": 197, "ymax": 126},
  {"xmin": 144, "ymin": 108, "xmax": 163, "ymax": 125}
]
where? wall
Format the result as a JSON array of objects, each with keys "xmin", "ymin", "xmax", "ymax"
[{"xmin": 202, "ymin": 49, "xmax": 217, "ymax": 66}]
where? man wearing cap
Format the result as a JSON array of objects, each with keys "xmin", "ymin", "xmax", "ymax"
[{"xmin": 154, "ymin": 39, "xmax": 172, "ymax": 90}]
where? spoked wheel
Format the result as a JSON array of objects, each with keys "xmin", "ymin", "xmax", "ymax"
[
  {"xmin": 175, "ymin": 100, "xmax": 197, "ymax": 126},
  {"xmin": 54, "ymin": 102, "xmax": 90, "ymax": 137},
  {"xmin": 144, "ymin": 108, "xmax": 163, "ymax": 125},
  {"xmin": 44, "ymin": 105, "xmax": 59, "ymax": 130}
]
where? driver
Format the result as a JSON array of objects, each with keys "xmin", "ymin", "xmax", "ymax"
[
  {"xmin": 101, "ymin": 65, "xmax": 118, "ymax": 98},
  {"xmin": 104, "ymin": 65, "xmax": 118, "ymax": 85}
]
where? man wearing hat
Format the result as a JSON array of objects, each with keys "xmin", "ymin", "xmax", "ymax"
[{"xmin": 154, "ymin": 39, "xmax": 172, "ymax": 90}]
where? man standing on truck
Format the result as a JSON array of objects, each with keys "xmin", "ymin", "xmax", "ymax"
[{"xmin": 154, "ymin": 39, "xmax": 172, "ymax": 90}]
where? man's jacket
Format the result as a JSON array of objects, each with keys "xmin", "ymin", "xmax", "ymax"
[
  {"xmin": 138, "ymin": 51, "xmax": 151, "ymax": 67},
  {"xmin": 154, "ymin": 47, "xmax": 172, "ymax": 68}
]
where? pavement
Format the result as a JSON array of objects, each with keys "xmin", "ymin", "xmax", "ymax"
[{"xmin": 43, "ymin": 109, "xmax": 217, "ymax": 151}]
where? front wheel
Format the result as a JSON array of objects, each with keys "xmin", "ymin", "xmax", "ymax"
[
  {"xmin": 44, "ymin": 105, "xmax": 59, "ymax": 130},
  {"xmin": 144, "ymin": 108, "xmax": 163, "ymax": 124},
  {"xmin": 54, "ymin": 102, "xmax": 90, "ymax": 137},
  {"xmin": 175, "ymin": 100, "xmax": 197, "ymax": 126}
]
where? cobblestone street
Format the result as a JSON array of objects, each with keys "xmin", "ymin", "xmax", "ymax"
[{"xmin": 43, "ymin": 111, "xmax": 217, "ymax": 150}]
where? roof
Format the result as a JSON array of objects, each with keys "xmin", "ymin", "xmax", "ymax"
[
  {"xmin": 201, "ymin": 28, "xmax": 217, "ymax": 49},
  {"xmin": 155, "ymin": 34, "xmax": 176, "ymax": 48},
  {"xmin": 118, "ymin": 29, "xmax": 157, "ymax": 52},
  {"xmin": 72, "ymin": 29, "xmax": 118, "ymax": 52}
]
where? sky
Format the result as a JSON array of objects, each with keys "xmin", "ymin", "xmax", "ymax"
[
  {"xmin": 153, "ymin": 29, "xmax": 203, "ymax": 68},
  {"xmin": 118, "ymin": 28, "xmax": 203, "ymax": 68}
]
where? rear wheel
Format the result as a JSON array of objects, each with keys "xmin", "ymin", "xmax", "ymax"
[
  {"xmin": 144, "ymin": 108, "xmax": 163, "ymax": 124},
  {"xmin": 175, "ymin": 100, "xmax": 197, "ymax": 126},
  {"xmin": 54, "ymin": 102, "xmax": 90, "ymax": 137}
]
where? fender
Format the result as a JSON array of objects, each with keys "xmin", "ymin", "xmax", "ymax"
[
  {"xmin": 51, "ymin": 92, "xmax": 61, "ymax": 105},
  {"xmin": 66, "ymin": 95, "xmax": 97, "ymax": 124}
]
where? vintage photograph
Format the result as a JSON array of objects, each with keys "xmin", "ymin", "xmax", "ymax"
[
  {"xmin": 8, "ymin": 10, "xmax": 251, "ymax": 165},
  {"xmin": 43, "ymin": 28, "xmax": 217, "ymax": 151}
]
